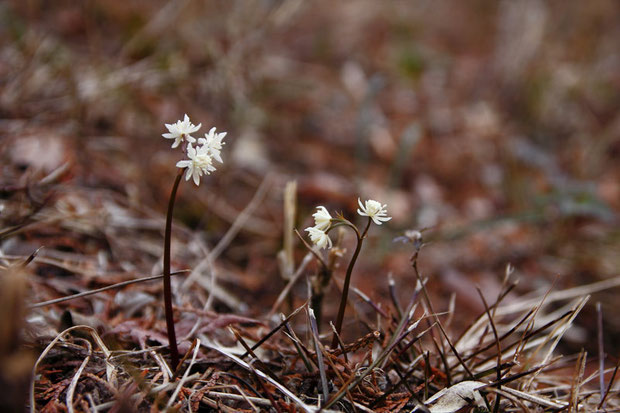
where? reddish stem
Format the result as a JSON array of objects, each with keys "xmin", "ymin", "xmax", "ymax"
[
  {"xmin": 164, "ymin": 168, "xmax": 184, "ymax": 371},
  {"xmin": 330, "ymin": 217, "xmax": 371, "ymax": 349}
]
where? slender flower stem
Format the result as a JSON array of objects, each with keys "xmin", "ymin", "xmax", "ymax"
[
  {"xmin": 164, "ymin": 168, "xmax": 184, "ymax": 371},
  {"xmin": 330, "ymin": 217, "xmax": 371, "ymax": 349}
]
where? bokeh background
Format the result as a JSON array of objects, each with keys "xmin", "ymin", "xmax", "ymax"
[{"xmin": 1, "ymin": 0, "xmax": 619, "ymax": 361}]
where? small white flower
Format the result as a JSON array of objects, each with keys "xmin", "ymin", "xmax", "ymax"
[
  {"xmin": 162, "ymin": 114, "xmax": 201, "ymax": 148},
  {"xmin": 305, "ymin": 226, "xmax": 332, "ymax": 249},
  {"xmin": 198, "ymin": 126, "xmax": 227, "ymax": 163},
  {"xmin": 312, "ymin": 206, "xmax": 332, "ymax": 231},
  {"xmin": 357, "ymin": 198, "xmax": 392, "ymax": 225},
  {"xmin": 176, "ymin": 142, "xmax": 216, "ymax": 186}
]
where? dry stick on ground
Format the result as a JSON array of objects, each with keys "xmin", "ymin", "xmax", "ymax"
[{"xmin": 29, "ymin": 270, "xmax": 188, "ymax": 308}]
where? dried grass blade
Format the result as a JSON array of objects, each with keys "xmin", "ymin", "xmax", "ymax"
[
  {"xmin": 598, "ymin": 359, "xmax": 619, "ymax": 410},
  {"xmin": 201, "ymin": 338, "xmax": 317, "ymax": 413},
  {"xmin": 412, "ymin": 267, "xmax": 475, "ymax": 382},
  {"xmin": 351, "ymin": 286, "xmax": 389, "ymax": 318},
  {"xmin": 280, "ymin": 180, "xmax": 297, "ymax": 280},
  {"xmin": 597, "ymin": 302, "xmax": 605, "ymax": 401},
  {"xmin": 568, "ymin": 349, "xmax": 587, "ymax": 412},
  {"xmin": 205, "ymin": 391, "xmax": 271, "ymax": 408},
  {"xmin": 167, "ymin": 338, "xmax": 201, "ymax": 409},
  {"xmin": 524, "ymin": 296, "xmax": 588, "ymax": 389},
  {"xmin": 475, "ymin": 313, "xmax": 573, "ymax": 373},
  {"xmin": 329, "ymin": 321, "xmax": 347, "ymax": 363},
  {"xmin": 496, "ymin": 275, "xmax": 620, "ymax": 316},
  {"xmin": 30, "ymin": 325, "xmax": 117, "ymax": 413},
  {"xmin": 369, "ymin": 353, "xmax": 424, "ymax": 409},
  {"xmin": 476, "ymin": 287, "xmax": 503, "ymax": 413},
  {"xmin": 491, "ymin": 386, "xmax": 567, "ymax": 409},
  {"xmin": 324, "ymin": 320, "xmax": 431, "ymax": 410},
  {"xmin": 247, "ymin": 301, "xmax": 307, "ymax": 358},
  {"xmin": 21, "ymin": 247, "xmax": 43, "ymax": 267},
  {"xmin": 66, "ymin": 338, "xmax": 92, "ymax": 413},
  {"xmin": 388, "ymin": 273, "xmax": 403, "ymax": 319},
  {"xmin": 230, "ymin": 328, "xmax": 279, "ymax": 382},
  {"xmin": 308, "ymin": 308, "xmax": 329, "ymax": 406}
]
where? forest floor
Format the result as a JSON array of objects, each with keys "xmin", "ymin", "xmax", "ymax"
[{"xmin": 1, "ymin": 1, "xmax": 619, "ymax": 411}]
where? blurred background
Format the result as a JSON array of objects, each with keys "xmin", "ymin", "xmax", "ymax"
[{"xmin": 1, "ymin": 0, "xmax": 619, "ymax": 358}]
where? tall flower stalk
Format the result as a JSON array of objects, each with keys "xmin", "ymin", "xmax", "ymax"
[
  {"xmin": 303, "ymin": 199, "xmax": 391, "ymax": 350},
  {"xmin": 161, "ymin": 115, "xmax": 226, "ymax": 371},
  {"xmin": 330, "ymin": 217, "xmax": 370, "ymax": 349},
  {"xmin": 163, "ymin": 169, "xmax": 184, "ymax": 370}
]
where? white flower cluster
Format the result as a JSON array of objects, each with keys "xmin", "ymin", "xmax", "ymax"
[
  {"xmin": 304, "ymin": 206, "xmax": 333, "ymax": 249},
  {"xmin": 304, "ymin": 199, "xmax": 391, "ymax": 250},
  {"xmin": 356, "ymin": 198, "xmax": 391, "ymax": 225},
  {"xmin": 163, "ymin": 114, "xmax": 227, "ymax": 186},
  {"xmin": 162, "ymin": 114, "xmax": 201, "ymax": 148}
]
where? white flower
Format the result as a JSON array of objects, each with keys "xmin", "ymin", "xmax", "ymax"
[
  {"xmin": 305, "ymin": 226, "xmax": 332, "ymax": 249},
  {"xmin": 198, "ymin": 127, "xmax": 227, "ymax": 163},
  {"xmin": 312, "ymin": 206, "xmax": 332, "ymax": 231},
  {"xmin": 176, "ymin": 142, "xmax": 216, "ymax": 186},
  {"xmin": 162, "ymin": 114, "xmax": 201, "ymax": 148},
  {"xmin": 357, "ymin": 198, "xmax": 392, "ymax": 225}
]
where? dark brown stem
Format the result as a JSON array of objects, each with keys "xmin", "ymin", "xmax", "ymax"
[
  {"xmin": 330, "ymin": 217, "xmax": 371, "ymax": 349},
  {"xmin": 164, "ymin": 168, "xmax": 184, "ymax": 371}
]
